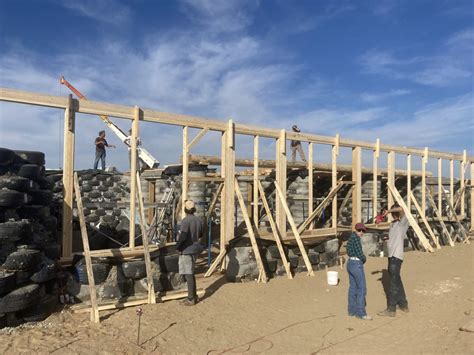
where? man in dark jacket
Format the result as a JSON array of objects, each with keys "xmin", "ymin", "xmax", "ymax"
[{"xmin": 176, "ymin": 200, "xmax": 203, "ymax": 306}]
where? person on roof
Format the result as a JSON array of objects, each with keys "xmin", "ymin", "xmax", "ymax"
[
  {"xmin": 290, "ymin": 125, "xmax": 306, "ymax": 163},
  {"xmin": 94, "ymin": 130, "xmax": 115, "ymax": 170}
]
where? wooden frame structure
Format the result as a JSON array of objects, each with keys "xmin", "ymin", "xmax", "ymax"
[{"xmin": 0, "ymin": 87, "xmax": 472, "ymax": 271}]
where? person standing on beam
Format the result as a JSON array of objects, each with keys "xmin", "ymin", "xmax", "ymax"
[
  {"xmin": 94, "ymin": 130, "xmax": 115, "ymax": 170},
  {"xmin": 290, "ymin": 125, "xmax": 306, "ymax": 163}
]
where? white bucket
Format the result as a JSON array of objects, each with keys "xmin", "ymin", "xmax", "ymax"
[{"xmin": 327, "ymin": 271, "xmax": 339, "ymax": 286}]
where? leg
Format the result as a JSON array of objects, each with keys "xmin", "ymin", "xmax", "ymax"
[
  {"xmin": 185, "ymin": 274, "xmax": 196, "ymax": 301},
  {"xmin": 291, "ymin": 146, "xmax": 297, "ymax": 163},
  {"xmin": 94, "ymin": 152, "xmax": 100, "ymax": 170},
  {"xmin": 101, "ymin": 151, "xmax": 106, "ymax": 170},
  {"xmin": 388, "ymin": 257, "xmax": 402, "ymax": 312},
  {"xmin": 347, "ymin": 261, "xmax": 357, "ymax": 316},
  {"xmin": 353, "ymin": 261, "xmax": 367, "ymax": 317},
  {"xmin": 396, "ymin": 260, "xmax": 408, "ymax": 308},
  {"xmin": 297, "ymin": 144, "xmax": 306, "ymax": 162}
]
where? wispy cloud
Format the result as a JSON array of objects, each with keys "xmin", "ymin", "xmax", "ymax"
[
  {"xmin": 360, "ymin": 89, "xmax": 411, "ymax": 103},
  {"xmin": 372, "ymin": 0, "xmax": 397, "ymax": 16},
  {"xmin": 59, "ymin": 0, "xmax": 132, "ymax": 25}
]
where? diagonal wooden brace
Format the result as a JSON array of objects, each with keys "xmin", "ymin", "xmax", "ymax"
[{"xmin": 425, "ymin": 188, "xmax": 454, "ymax": 246}]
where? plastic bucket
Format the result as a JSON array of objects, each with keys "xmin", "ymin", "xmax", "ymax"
[{"xmin": 327, "ymin": 271, "xmax": 339, "ymax": 286}]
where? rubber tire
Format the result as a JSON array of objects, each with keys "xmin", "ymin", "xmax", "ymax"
[
  {"xmin": 36, "ymin": 177, "xmax": 54, "ymax": 190},
  {"xmin": 0, "ymin": 271, "xmax": 16, "ymax": 296},
  {"xmin": 17, "ymin": 164, "xmax": 44, "ymax": 179},
  {"xmin": 0, "ymin": 189, "xmax": 28, "ymax": 208},
  {"xmin": 3, "ymin": 249, "xmax": 42, "ymax": 271},
  {"xmin": 0, "ymin": 148, "xmax": 15, "ymax": 166},
  {"xmin": 85, "ymin": 215, "xmax": 100, "ymax": 223},
  {"xmin": 0, "ymin": 284, "xmax": 41, "ymax": 313},
  {"xmin": 156, "ymin": 254, "xmax": 179, "ymax": 273},
  {"xmin": 0, "ymin": 176, "xmax": 33, "ymax": 192},
  {"xmin": 0, "ymin": 220, "xmax": 31, "ymax": 242},
  {"xmin": 88, "ymin": 191, "xmax": 102, "ymax": 199},
  {"xmin": 121, "ymin": 260, "xmax": 147, "ymax": 280},
  {"xmin": 16, "ymin": 270, "xmax": 34, "ymax": 286},
  {"xmin": 29, "ymin": 189, "xmax": 53, "ymax": 206},
  {"xmin": 75, "ymin": 263, "xmax": 110, "ymax": 285},
  {"xmin": 21, "ymin": 294, "xmax": 57, "ymax": 323},
  {"xmin": 13, "ymin": 150, "xmax": 45, "ymax": 166},
  {"xmin": 89, "ymin": 180, "xmax": 100, "ymax": 187}
]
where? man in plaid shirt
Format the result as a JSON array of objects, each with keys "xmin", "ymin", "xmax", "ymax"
[{"xmin": 346, "ymin": 223, "xmax": 372, "ymax": 320}]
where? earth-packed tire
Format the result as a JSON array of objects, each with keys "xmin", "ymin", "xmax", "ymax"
[
  {"xmin": 266, "ymin": 259, "xmax": 278, "ymax": 273},
  {"xmin": 82, "ymin": 208, "xmax": 91, "ymax": 216},
  {"xmin": 85, "ymin": 215, "xmax": 100, "ymax": 223},
  {"xmin": 98, "ymin": 185, "xmax": 108, "ymax": 192},
  {"xmin": 2, "ymin": 249, "xmax": 42, "ymax": 271},
  {"xmin": 155, "ymin": 254, "xmax": 179, "ymax": 273},
  {"xmin": 17, "ymin": 205, "xmax": 50, "ymax": 220},
  {"xmin": 95, "ymin": 208, "xmax": 106, "ymax": 216},
  {"xmin": 17, "ymin": 164, "xmax": 44, "ymax": 180},
  {"xmin": 0, "ymin": 147, "xmax": 15, "ymax": 166},
  {"xmin": 0, "ymin": 189, "xmax": 28, "ymax": 208},
  {"xmin": 21, "ymin": 294, "xmax": 57, "ymax": 323},
  {"xmin": 308, "ymin": 252, "xmax": 320, "ymax": 265},
  {"xmin": 0, "ymin": 176, "xmax": 33, "ymax": 192},
  {"xmin": 121, "ymin": 260, "xmax": 147, "ymax": 280},
  {"xmin": 288, "ymin": 255, "xmax": 299, "ymax": 269},
  {"xmin": 95, "ymin": 174, "xmax": 108, "ymax": 181},
  {"xmin": 81, "ymin": 174, "xmax": 93, "ymax": 181},
  {"xmin": 89, "ymin": 180, "xmax": 100, "ymax": 187},
  {"xmin": 16, "ymin": 270, "xmax": 34, "ymax": 286},
  {"xmin": 13, "ymin": 150, "xmax": 45, "ymax": 166},
  {"xmin": 102, "ymin": 191, "xmax": 115, "ymax": 199},
  {"xmin": 81, "ymin": 184, "xmax": 93, "ymax": 193},
  {"xmin": 29, "ymin": 189, "xmax": 53, "ymax": 206},
  {"xmin": 0, "ymin": 220, "xmax": 31, "ymax": 242},
  {"xmin": 0, "ymin": 284, "xmax": 41, "ymax": 313},
  {"xmin": 102, "ymin": 214, "xmax": 115, "ymax": 223},
  {"xmin": 266, "ymin": 244, "xmax": 288, "ymax": 260},
  {"xmin": 42, "ymin": 243, "xmax": 61, "ymax": 260},
  {"xmin": 36, "ymin": 177, "xmax": 53, "ymax": 190},
  {"xmin": 30, "ymin": 259, "xmax": 57, "ymax": 283},
  {"xmin": 75, "ymin": 263, "xmax": 110, "ymax": 285},
  {"xmin": 88, "ymin": 191, "xmax": 102, "ymax": 199},
  {"xmin": 0, "ymin": 271, "xmax": 16, "ymax": 296}
]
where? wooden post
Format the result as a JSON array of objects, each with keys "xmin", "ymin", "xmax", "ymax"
[
  {"xmin": 409, "ymin": 191, "xmax": 440, "ymax": 249},
  {"xmin": 438, "ymin": 158, "xmax": 442, "ymax": 215},
  {"xmin": 136, "ymin": 172, "xmax": 156, "ymax": 304},
  {"xmin": 129, "ymin": 106, "xmax": 140, "ymax": 249},
  {"xmin": 460, "ymin": 150, "xmax": 467, "ymax": 217},
  {"xmin": 422, "ymin": 148, "xmax": 428, "ymax": 217},
  {"xmin": 62, "ymin": 94, "xmax": 75, "ymax": 258},
  {"xmin": 220, "ymin": 130, "xmax": 227, "ymax": 254},
  {"xmin": 147, "ymin": 180, "xmax": 156, "ymax": 225},
  {"xmin": 332, "ymin": 134, "xmax": 339, "ymax": 228},
  {"xmin": 274, "ymin": 182, "xmax": 314, "ymax": 276},
  {"xmin": 308, "ymin": 142, "xmax": 313, "ymax": 229},
  {"xmin": 182, "ymin": 126, "xmax": 189, "ymax": 219},
  {"xmin": 234, "ymin": 179, "xmax": 267, "ymax": 283},
  {"xmin": 449, "ymin": 159, "xmax": 454, "ymax": 207},
  {"xmin": 407, "ymin": 154, "xmax": 411, "ymax": 211},
  {"xmin": 276, "ymin": 129, "xmax": 287, "ymax": 238},
  {"xmin": 387, "ymin": 151, "xmax": 395, "ymax": 214},
  {"xmin": 257, "ymin": 181, "xmax": 292, "ymax": 279},
  {"xmin": 373, "ymin": 139, "xmax": 379, "ymax": 218},
  {"xmin": 471, "ymin": 162, "xmax": 474, "ymax": 232},
  {"xmin": 387, "ymin": 184, "xmax": 433, "ymax": 252},
  {"xmin": 224, "ymin": 120, "xmax": 235, "ymax": 245},
  {"xmin": 73, "ymin": 173, "xmax": 100, "ymax": 323},
  {"xmin": 352, "ymin": 147, "xmax": 362, "ymax": 224},
  {"xmin": 253, "ymin": 135, "xmax": 259, "ymax": 224}
]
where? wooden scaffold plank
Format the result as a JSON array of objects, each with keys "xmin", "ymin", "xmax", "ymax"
[{"xmin": 408, "ymin": 191, "xmax": 440, "ymax": 249}]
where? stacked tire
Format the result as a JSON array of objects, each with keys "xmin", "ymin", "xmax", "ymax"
[{"xmin": 0, "ymin": 148, "xmax": 58, "ymax": 326}]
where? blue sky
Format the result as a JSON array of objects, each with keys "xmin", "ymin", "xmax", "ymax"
[{"xmin": 0, "ymin": 0, "xmax": 473, "ymax": 172}]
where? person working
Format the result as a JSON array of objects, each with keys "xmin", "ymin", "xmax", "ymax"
[
  {"xmin": 378, "ymin": 203, "xmax": 410, "ymax": 317},
  {"xmin": 290, "ymin": 125, "xmax": 306, "ymax": 163},
  {"xmin": 176, "ymin": 200, "xmax": 203, "ymax": 306},
  {"xmin": 94, "ymin": 130, "xmax": 115, "ymax": 170},
  {"xmin": 346, "ymin": 222, "xmax": 372, "ymax": 320},
  {"xmin": 124, "ymin": 129, "xmax": 144, "ymax": 172}
]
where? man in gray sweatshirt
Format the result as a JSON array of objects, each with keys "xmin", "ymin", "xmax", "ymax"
[{"xmin": 176, "ymin": 200, "xmax": 203, "ymax": 306}]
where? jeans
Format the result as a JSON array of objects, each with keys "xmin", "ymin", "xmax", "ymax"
[
  {"xmin": 387, "ymin": 257, "xmax": 408, "ymax": 311},
  {"xmin": 347, "ymin": 259, "xmax": 367, "ymax": 317},
  {"xmin": 291, "ymin": 144, "xmax": 306, "ymax": 162},
  {"xmin": 94, "ymin": 150, "xmax": 106, "ymax": 170}
]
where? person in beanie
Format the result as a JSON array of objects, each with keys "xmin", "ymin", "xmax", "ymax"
[
  {"xmin": 346, "ymin": 222, "xmax": 372, "ymax": 320},
  {"xmin": 290, "ymin": 125, "xmax": 307, "ymax": 163},
  {"xmin": 176, "ymin": 200, "xmax": 203, "ymax": 306},
  {"xmin": 378, "ymin": 203, "xmax": 409, "ymax": 317}
]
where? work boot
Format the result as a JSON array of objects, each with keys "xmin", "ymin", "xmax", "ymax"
[
  {"xmin": 181, "ymin": 298, "xmax": 196, "ymax": 306},
  {"xmin": 398, "ymin": 305, "xmax": 409, "ymax": 313},
  {"xmin": 378, "ymin": 309, "xmax": 396, "ymax": 317},
  {"xmin": 357, "ymin": 315, "xmax": 373, "ymax": 320}
]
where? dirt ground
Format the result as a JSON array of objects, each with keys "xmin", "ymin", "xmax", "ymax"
[{"xmin": 1, "ymin": 242, "xmax": 473, "ymax": 354}]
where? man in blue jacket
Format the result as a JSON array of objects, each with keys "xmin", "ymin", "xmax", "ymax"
[{"xmin": 176, "ymin": 200, "xmax": 203, "ymax": 306}]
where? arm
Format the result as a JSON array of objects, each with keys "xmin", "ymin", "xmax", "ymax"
[{"xmin": 383, "ymin": 206, "xmax": 405, "ymax": 218}]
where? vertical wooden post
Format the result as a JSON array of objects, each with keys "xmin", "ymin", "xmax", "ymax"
[
  {"xmin": 276, "ymin": 129, "xmax": 287, "ymax": 238},
  {"xmin": 332, "ymin": 134, "xmax": 339, "ymax": 228},
  {"xmin": 220, "ymin": 130, "xmax": 227, "ymax": 253},
  {"xmin": 471, "ymin": 162, "xmax": 474, "ymax": 232},
  {"xmin": 224, "ymin": 120, "xmax": 235, "ymax": 245},
  {"xmin": 387, "ymin": 151, "xmax": 395, "ymax": 213},
  {"xmin": 147, "ymin": 180, "xmax": 156, "ymax": 225},
  {"xmin": 253, "ymin": 135, "xmax": 259, "ymax": 224},
  {"xmin": 74, "ymin": 173, "xmax": 99, "ymax": 323},
  {"xmin": 308, "ymin": 142, "xmax": 313, "ymax": 229},
  {"xmin": 373, "ymin": 139, "xmax": 379, "ymax": 218},
  {"xmin": 352, "ymin": 146, "xmax": 362, "ymax": 224},
  {"xmin": 438, "ymin": 158, "xmax": 442, "ymax": 215},
  {"xmin": 129, "ymin": 106, "xmax": 140, "ymax": 249},
  {"xmin": 449, "ymin": 160, "xmax": 454, "ymax": 207},
  {"xmin": 407, "ymin": 154, "xmax": 411, "ymax": 211},
  {"xmin": 422, "ymin": 147, "xmax": 428, "ymax": 217},
  {"xmin": 181, "ymin": 126, "xmax": 189, "ymax": 219},
  {"xmin": 62, "ymin": 94, "xmax": 75, "ymax": 258},
  {"xmin": 460, "ymin": 150, "xmax": 467, "ymax": 217}
]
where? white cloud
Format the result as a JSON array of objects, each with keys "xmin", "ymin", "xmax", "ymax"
[
  {"xmin": 360, "ymin": 89, "xmax": 411, "ymax": 103},
  {"xmin": 59, "ymin": 0, "xmax": 131, "ymax": 25},
  {"xmin": 372, "ymin": 0, "xmax": 396, "ymax": 16}
]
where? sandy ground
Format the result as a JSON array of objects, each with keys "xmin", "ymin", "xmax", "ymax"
[{"xmin": 1, "ymin": 242, "xmax": 473, "ymax": 354}]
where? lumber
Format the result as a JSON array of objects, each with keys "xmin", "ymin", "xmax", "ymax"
[
  {"xmin": 373, "ymin": 140, "xmax": 379, "ymax": 218},
  {"xmin": 257, "ymin": 181, "xmax": 292, "ymax": 279},
  {"xmin": 73, "ymin": 173, "xmax": 100, "ymax": 323},
  {"xmin": 387, "ymin": 151, "xmax": 395, "ymax": 217},
  {"xmin": 338, "ymin": 185, "xmax": 356, "ymax": 220},
  {"xmin": 441, "ymin": 188, "xmax": 470, "ymax": 244},
  {"xmin": 406, "ymin": 154, "xmax": 411, "ymax": 210},
  {"xmin": 182, "ymin": 126, "xmax": 189, "ymax": 218},
  {"xmin": 234, "ymin": 179, "xmax": 267, "ymax": 282},
  {"xmin": 276, "ymin": 130, "xmax": 287, "ymax": 239},
  {"xmin": 352, "ymin": 147, "xmax": 362, "ymax": 223},
  {"xmin": 332, "ymin": 139, "xmax": 338, "ymax": 228},
  {"xmin": 409, "ymin": 191, "xmax": 440, "ymax": 249},
  {"xmin": 204, "ymin": 249, "xmax": 227, "ymax": 277},
  {"xmin": 253, "ymin": 135, "xmax": 259, "ymax": 223},
  {"xmin": 129, "ymin": 107, "xmax": 140, "ymax": 248},
  {"xmin": 147, "ymin": 180, "xmax": 156, "ymax": 225},
  {"xmin": 308, "ymin": 142, "xmax": 314, "ymax": 230},
  {"xmin": 187, "ymin": 127, "xmax": 209, "ymax": 150},
  {"xmin": 62, "ymin": 94, "xmax": 75, "ymax": 258},
  {"xmin": 425, "ymin": 188, "xmax": 454, "ymax": 246},
  {"xmin": 274, "ymin": 182, "xmax": 314, "ymax": 276},
  {"xmin": 206, "ymin": 183, "xmax": 223, "ymax": 219},
  {"xmin": 387, "ymin": 184, "xmax": 434, "ymax": 253},
  {"xmin": 438, "ymin": 158, "xmax": 443, "ymax": 214}
]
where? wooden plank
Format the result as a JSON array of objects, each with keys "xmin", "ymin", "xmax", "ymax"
[
  {"xmin": 440, "ymin": 188, "xmax": 470, "ymax": 244},
  {"xmin": 224, "ymin": 120, "xmax": 235, "ymax": 245},
  {"xmin": 373, "ymin": 140, "xmax": 379, "ymax": 219},
  {"xmin": 187, "ymin": 127, "xmax": 209, "ymax": 150},
  {"xmin": 298, "ymin": 182, "xmax": 346, "ymax": 234},
  {"xmin": 206, "ymin": 183, "xmax": 223, "ymax": 219},
  {"xmin": 407, "ymin": 154, "xmax": 411, "ymax": 210},
  {"xmin": 147, "ymin": 180, "xmax": 156, "ymax": 225},
  {"xmin": 136, "ymin": 172, "xmax": 156, "ymax": 304},
  {"xmin": 338, "ymin": 185, "xmax": 356, "ymax": 220},
  {"xmin": 387, "ymin": 151, "xmax": 395, "ymax": 216},
  {"xmin": 331, "ymin": 138, "xmax": 338, "ymax": 228},
  {"xmin": 257, "ymin": 181, "xmax": 292, "ymax": 279},
  {"xmin": 182, "ymin": 126, "xmax": 189, "ymax": 218},
  {"xmin": 387, "ymin": 184, "xmax": 434, "ymax": 252},
  {"xmin": 471, "ymin": 163, "xmax": 474, "ymax": 232},
  {"xmin": 219, "ymin": 130, "xmax": 227, "ymax": 257},
  {"xmin": 61, "ymin": 94, "xmax": 75, "ymax": 258},
  {"xmin": 308, "ymin": 142, "xmax": 314, "ymax": 230},
  {"xmin": 253, "ymin": 135, "xmax": 259, "ymax": 223},
  {"xmin": 73, "ymin": 173, "xmax": 100, "ymax": 323},
  {"xmin": 438, "ymin": 158, "xmax": 442, "ymax": 214},
  {"xmin": 460, "ymin": 153, "xmax": 466, "ymax": 216},
  {"xmin": 425, "ymin": 188, "xmax": 454, "ymax": 246},
  {"xmin": 234, "ymin": 179, "xmax": 267, "ymax": 282},
  {"xmin": 187, "ymin": 176, "xmax": 224, "ymax": 182},
  {"xmin": 204, "ymin": 249, "xmax": 227, "ymax": 277},
  {"xmin": 409, "ymin": 191, "xmax": 440, "ymax": 249},
  {"xmin": 422, "ymin": 148, "xmax": 428, "ymax": 217},
  {"xmin": 276, "ymin": 130, "xmax": 287, "ymax": 238},
  {"xmin": 129, "ymin": 107, "xmax": 140, "ymax": 248},
  {"xmin": 274, "ymin": 182, "xmax": 314, "ymax": 276},
  {"xmin": 352, "ymin": 147, "xmax": 362, "ymax": 224},
  {"xmin": 450, "ymin": 159, "xmax": 454, "ymax": 207}
]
